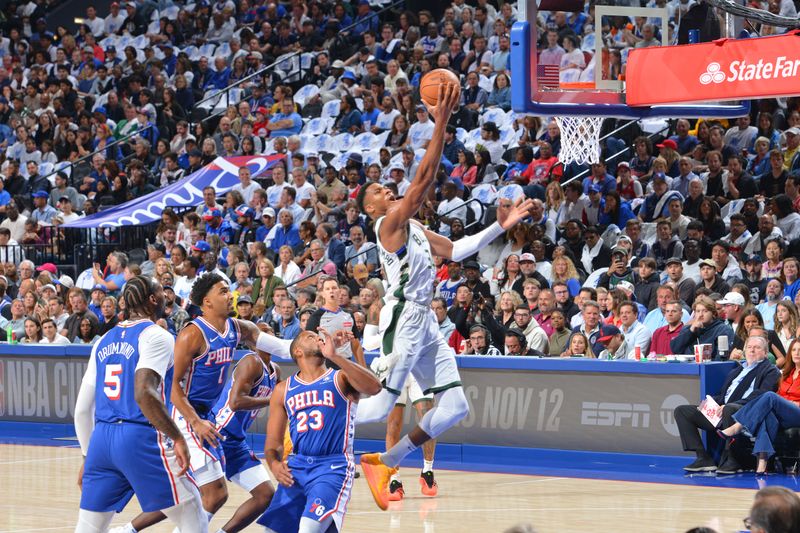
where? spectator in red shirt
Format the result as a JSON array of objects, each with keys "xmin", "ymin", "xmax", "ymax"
[
  {"xmin": 649, "ymin": 300, "xmax": 685, "ymax": 356},
  {"xmin": 522, "ymin": 141, "xmax": 562, "ymax": 186}
]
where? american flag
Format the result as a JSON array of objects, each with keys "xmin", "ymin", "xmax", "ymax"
[{"xmin": 537, "ymin": 64, "xmax": 560, "ymax": 88}]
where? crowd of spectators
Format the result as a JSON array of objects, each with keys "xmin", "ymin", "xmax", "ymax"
[{"xmin": 0, "ymin": 0, "xmax": 797, "ymax": 371}]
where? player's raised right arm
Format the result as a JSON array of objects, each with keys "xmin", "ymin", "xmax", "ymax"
[
  {"xmin": 171, "ymin": 324, "xmax": 222, "ymax": 447},
  {"xmin": 380, "ymin": 83, "xmax": 460, "ymax": 239}
]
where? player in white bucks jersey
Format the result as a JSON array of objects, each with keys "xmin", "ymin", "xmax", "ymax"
[{"xmin": 355, "ymin": 83, "xmax": 535, "ymax": 510}]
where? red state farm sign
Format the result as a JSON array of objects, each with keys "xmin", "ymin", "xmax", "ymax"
[{"xmin": 627, "ymin": 31, "xmax": 800, "ymax": 107}]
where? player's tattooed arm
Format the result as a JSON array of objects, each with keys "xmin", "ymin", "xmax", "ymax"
[
  {"xmin": 135, "ymin": 369, "xmax": 184, "ymax": 443},
  {"xmin": 135, "ymin": 368, "xmax": 191, "ymax": 475}
]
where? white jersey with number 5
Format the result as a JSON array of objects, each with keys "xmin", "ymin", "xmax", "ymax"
[{"xmin": 375, "ymin": 217, "xmax": 436, "ymax": 306}]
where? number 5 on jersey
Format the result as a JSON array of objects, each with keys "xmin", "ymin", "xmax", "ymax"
[
  {"xmin": 296, "ymin": 409, "xmax": 324, "ymax": 432},
  {"xmin": 104, "ymin": 364, "xmax": 123, "ymax": 400}
]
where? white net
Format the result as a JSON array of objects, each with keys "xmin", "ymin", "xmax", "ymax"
[{"xmin": 554, "ymin": 116, "xmax": 604, "ymax": 166}]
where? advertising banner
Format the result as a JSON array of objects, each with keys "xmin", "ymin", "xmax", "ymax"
[
  {"xmin": 0, "ymin": 354, "xmax": 702, "ymax": 455},
  {"xmin": 627, "ymin": 32, "xmax": 800, "ymax": 106},
  {"xmin": 62, "ymin": 155, "xmax": 284, "ymax": 229}
]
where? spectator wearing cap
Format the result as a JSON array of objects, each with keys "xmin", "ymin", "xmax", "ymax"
[
  {"xmin": 742, "ymin": 253, "xmax": 768, "ymax": 304},
  {"xmin": 784, "ymin": 127, "xmax": 800, "ymax": 171},
  {"xmin": 29, "ymin": 191, "xmax": 58, "ymax": 226},
  {"xmin": 711, "ymin": 240, "xmax": 744, "ymax": 284},
  {"xmin": 163, "ymin": 283, "xmax": 189, "ymax": 332},
  {"xmin": 597, "ymin": 245, "xmax": 633, "ymax": 290},
  {"xmin": 664, "ymin": 257, "xmax": 697, "ymax": 307},
  {"xmin": 408, "ymin": 105, "xmax": 435, "ymax": 150},
  {"xmin": 233, "ymin": 204, "xmax": 258, "ymax": 250},
  {"xmin": 203, "ymin": 208, "xmax": 234, "ymax": 244},
  {"xmin": 698, "ymin": 258, "xmax": 730, "ymax": 296},
  {"xmin": 596, "ymin": 326, "xmax": 629, "ymax": 360},
  {"xmin": 642, "ymin": 172, "xmax": 679, "ymax": 223},
  {"xmin": 57, "ymin": 197, "xmax": 81, "ymax": 224},
  {"xmin": 267, "ymin": 98, "xmax": 303, "ymax": 138},
  {"xmin": 719, "ymin": 291, "xmax": 746, "ymax": 329},
  {"xmin": 437, "ymin": 180, "xmax": 467, "ymax": 238}
]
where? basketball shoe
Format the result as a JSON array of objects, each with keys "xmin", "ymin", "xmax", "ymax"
[
  {"xmin": 419, "ymin": 470, "xmax": 438, "ymax": 496},
  {"xmin": 388, "ymin": 479, "xmax": 405, "ymax": 501},
  {"xmin": 360, "ymin": 453, "xmax": 397, "ymax": 510}
]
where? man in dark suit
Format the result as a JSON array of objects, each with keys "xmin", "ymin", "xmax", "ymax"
[{"xmin": 674, "ymin": 335, "xmax": 779, "ymax": 473}]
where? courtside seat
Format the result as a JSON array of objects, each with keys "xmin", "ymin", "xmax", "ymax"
[{"xmin": 774, "ymin": 427, "xmax": 800, "ymax": 474}]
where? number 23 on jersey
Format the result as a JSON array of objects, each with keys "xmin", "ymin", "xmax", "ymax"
[{"xmin": 296, "ymin": 409, "xmax": 324, "ymax": 432}]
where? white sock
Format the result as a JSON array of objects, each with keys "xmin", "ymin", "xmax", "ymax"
[
  {"xmin": 423, "ymin": 460, "xmax": 434, "ymax": 473},
  {"xmin": 390, "ymin": 471, "xmax": 400, "ymax": 483},
  {"xmin": 124, "ymin": 523, "xmax": 137, "ymax": 533},
  {"xmin": 216, "ymin": 529, "xmax": 227, "ymax": 533},
  {"xmin": 380, "ymin": 435, "xmax": 417, "ymax": 468}
]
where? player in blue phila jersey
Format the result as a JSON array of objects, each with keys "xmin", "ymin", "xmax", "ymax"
[
  {"xmin": 73, "ymin": 276, "xmax": 208, "ymax": 533},
  {"xmin": 258, "ymin": 329, "xmax": 382, "ymax": 533},
  {"xmin": 212, "ymin": 348, "xmax": 280, "ymax": 529},
  {"xmin": 118, "ymin": 273, "xmax": 291, "ymax": 533}
]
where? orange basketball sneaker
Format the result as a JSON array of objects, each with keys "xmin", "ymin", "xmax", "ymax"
[
  {"xmin": 419, "ymin": 470, "xmax": 438, "ymax": 496},
  {"xmin": 360, "ymin": 453, "xmax": 397, "ymax": 510}
]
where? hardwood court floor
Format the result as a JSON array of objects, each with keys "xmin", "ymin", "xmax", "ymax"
[{"xmin": 0, "ymin": 443, "xmax": 758, "ymax": 533}]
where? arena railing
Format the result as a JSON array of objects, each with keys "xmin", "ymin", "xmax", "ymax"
[
  {"xmin": 559, "ymin": 119, "xmax": 672, "ymax": 188},
  {"xmin": 37, "ymin": 125, "xmax": 156, "ymax": 189},
  {"xmin": 190, "ymin": 0, "xmax": 406, "ymax": 130}
]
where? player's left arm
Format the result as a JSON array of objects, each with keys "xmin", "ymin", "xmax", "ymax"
[
  {"xmin": 264, "ymin": 381, "xmax": 293, "ymax": 487},
  {"xmin": 74, "ymin": 343, "xmax": 98, "ymax": 457},
  {"xmin": 422, "ymin": 197, "xmax": 534, "ymax": 260},
  {"xmin": 237, "ymin": 318, "xmax": 292, "ymax": 357},
  {"xmin": 320, "ymin": 329, "xmax": 382, "ymax": 400},
  {"xmin": 227, "ymin": 354, "xmax": 271, "ymax": 411}
]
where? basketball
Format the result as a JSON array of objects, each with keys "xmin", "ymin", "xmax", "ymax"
[{"xmin": 419, "ymin": 69, "xmax": 460, "ymax": 108}]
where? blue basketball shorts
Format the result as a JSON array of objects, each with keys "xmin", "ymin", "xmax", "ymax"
[
  {"xmin": 80, "ymin": 422, "xmax": 197, "ymax": 513},
  {"xmin": 221, "ymin": 436, "xmax": 270, "ymax": 492},
  {"xmin": 257, "ymin": 454, "xmax": 355, "ymax": 533}
]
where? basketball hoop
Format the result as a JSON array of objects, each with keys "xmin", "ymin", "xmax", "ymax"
[{"xmin": 554, "ymin": 115, "xmax": 604, "ymax": 166}]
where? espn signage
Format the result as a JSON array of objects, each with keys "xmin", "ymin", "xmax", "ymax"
[{"xmin": 627, "ymin": 31, "xmax": 800, "ymax": 106}]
